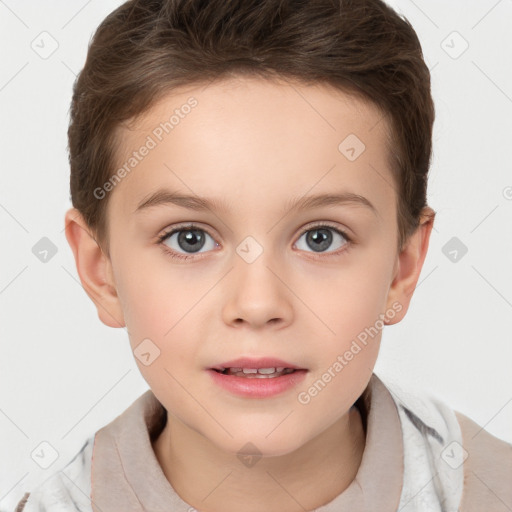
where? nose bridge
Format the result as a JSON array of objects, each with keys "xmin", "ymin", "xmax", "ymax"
[{"xmin": 221, "ymin": 233, "xmax": 292, "ymax": 327}]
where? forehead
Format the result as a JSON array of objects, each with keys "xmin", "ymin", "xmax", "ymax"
[{"xmin": 107, "ymin": 76, "xmax": 395, "ymax": 222}]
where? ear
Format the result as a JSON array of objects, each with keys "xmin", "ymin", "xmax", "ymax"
[
  {"xmin": 64, "ymin": 207, "xmax": 125, "ymax": 328},
  {"xmin": 385, "ymin": 207, "xmax": 436, "ymax": 325}
]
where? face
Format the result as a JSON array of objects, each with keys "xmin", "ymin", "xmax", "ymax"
[{"xmin": 80, "ymin": 77, "xmax": 414, "ymax": 457}]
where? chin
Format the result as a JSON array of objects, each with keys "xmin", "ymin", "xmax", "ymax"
[{"xmin": 211, "ymin": 429, "xmax": 307, "ymax": 459}]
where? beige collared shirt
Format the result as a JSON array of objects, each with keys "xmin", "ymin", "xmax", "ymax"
[{"xmin": 16, "ymin": 373, "xmax": 512, "ymax": 511}]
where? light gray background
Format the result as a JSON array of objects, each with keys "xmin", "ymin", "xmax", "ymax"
[{"xmin": 1, "ymin": 0, "xmax": 511, "ymax": 509}]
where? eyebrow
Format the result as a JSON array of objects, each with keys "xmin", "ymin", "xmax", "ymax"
[{"xmin": 134, "ymin": 189, "xmax": 378, "ymax": 217}]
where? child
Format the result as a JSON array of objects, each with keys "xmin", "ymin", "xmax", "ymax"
[{"xmin": 16, "ymin": 0, "xmax": 511, "ymax": 511}]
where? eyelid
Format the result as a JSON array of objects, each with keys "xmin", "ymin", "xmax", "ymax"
[
  {"xmin": 157, "ymin": 221, "xmax": 351, "ymax": 243},
  {"xmin": 157, "ymin": 222, "xmax": 216, "ymax": 241},
  {"xmin": 297, "ymin": 221, "xmax": 352, "ymax": 240}
]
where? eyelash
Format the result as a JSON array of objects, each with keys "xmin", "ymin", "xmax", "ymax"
[{"xmin": 156, "ymin": 222, "xmax": 353, "ymax": 261}]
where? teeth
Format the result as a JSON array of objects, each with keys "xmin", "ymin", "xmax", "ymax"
[
  {"xmin": 221, "ymin": 367, "xmax": 296, "ymax": 378},
  {"xmin": 216, "ymin": 367, "xmax": 291, "ymax": 373},
  {"xmin": 242, "ymin": 367, "xmax": 287, "ymax": 374},
  {"xmin": 256, "ymin": 368, "xmax": 276, "ymax": 374}
]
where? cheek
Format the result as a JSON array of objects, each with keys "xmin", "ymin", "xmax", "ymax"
[
  {"xmin": 299, "ymin": 266, "xmax": 390, "ymax": 338},
  {"xmin": 114, "ymin": 258, "xmax": 201, "ymax": 357},
  {"xmin": 291, "ymin": 252, "xmax": 391, "ymax": 379},
  {"xmin": 114, "ymin": 250, "xmax": 181, "ymax": 329}
]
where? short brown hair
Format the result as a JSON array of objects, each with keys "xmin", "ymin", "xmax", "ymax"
[{"xmin": 68, "ymin": 0, "xmax": 436, "ymax": 257}]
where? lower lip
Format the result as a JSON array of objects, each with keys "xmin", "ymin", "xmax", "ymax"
[{"xmin": 207, "ymin": 369, "xmax": 308, "ymax": 398}]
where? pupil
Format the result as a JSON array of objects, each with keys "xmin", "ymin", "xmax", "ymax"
[{"xmin": 307, "ymin": 228, "xmax": 331, "ymax": 252}]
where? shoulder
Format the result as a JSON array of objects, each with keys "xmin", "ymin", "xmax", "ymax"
[
  {"xmin": 387, "ymin": 374, "xmax": 512, "ymax": 512},
  {"xmin": 455, "ymin": 410, "xmax": 512, "ymax": 511},
  {"xmin": 379, "ymin": 375, "xmax": 511, "ymax": 511},
  {"xmin": 14, "ymin": 435, "xmax": 95, "ymax": 512},
  {"xmin": 381, "ymin": 378, "xmax": 465, "ymax": 510}
]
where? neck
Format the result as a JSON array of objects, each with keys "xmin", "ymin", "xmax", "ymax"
[{"xmin": 153, "ymin": 404, "xmax": 366, "ymax": 512}]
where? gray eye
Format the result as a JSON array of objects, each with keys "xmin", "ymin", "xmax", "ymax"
[
  {"xmin": 164, "ymin": 229, "xmax": 216, "ymax": 254},
  {"xmin": 295, "ymin": 227, "xmax": 348, "ymax": 253}
]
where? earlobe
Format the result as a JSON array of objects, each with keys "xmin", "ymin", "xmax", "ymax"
[
  {"xmin": 64, "ymin": 207, "xmax": 126, "ymax": 329},
  {"xmin": 385, "ymin": 207, "xmax": 436, "ymax": 325}
]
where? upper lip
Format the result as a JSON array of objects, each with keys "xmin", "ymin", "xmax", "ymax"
[{"xmin": 210, "ymin": 357, "xmax": 307, "ymax": 371}]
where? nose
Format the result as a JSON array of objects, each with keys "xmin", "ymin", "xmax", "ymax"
[{"xmin": 221, "ymin": 247, "xmax": 293, "ymax": 330}]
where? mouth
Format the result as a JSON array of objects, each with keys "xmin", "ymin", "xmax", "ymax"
[{"xmin": 207, "ymin": 357, "xmax": 308, "ymax": 398}]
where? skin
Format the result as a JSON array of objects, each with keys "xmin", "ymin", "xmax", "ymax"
[{"xmin": 65, "ymin": 76, "xmax": 434, "ymax": 512}]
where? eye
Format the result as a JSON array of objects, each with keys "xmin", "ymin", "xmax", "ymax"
[
  {"xmin": 294, "ymin": 223, "xmax": 351, "ymax": 257},
  {"xmin": 157, "ymin": 222, "xmax": 352, "ymax": 262},
  {"xmin": 157, "ymin": 224, "xmax": 218, "ymax": 261}
]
